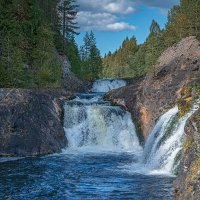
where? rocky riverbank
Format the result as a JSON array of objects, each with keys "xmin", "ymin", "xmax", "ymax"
[
  {"xmin": 106, "ymin": 36, "xmax": 200, "ymax": 199},
  {"xmin": 174, "ymin": 108, "xmax": 200, "ymax": 200},
  {"xmin": 0, "ymin": 89, "xmax": 71, "ymax": 157},
  {"xmin": 106, "ymin": 36, "xmax": 200, "ymax": 141},
  {"xmin": 0, "ymin": 36, "xmax": 199, "ymax": 199}
]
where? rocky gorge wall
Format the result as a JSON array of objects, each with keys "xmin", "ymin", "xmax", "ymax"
[
  {"xmin": 106, "ymin": 36, "xmax": 200, "ymax": 141},
  {"xmin": 0, "ymin": 89, "xmax": 71, "ymax": 157},
  {"xmin": 174, "ymin": 109, "xmax": 200, "ymax": 200},
  {"xmin": 0, "ymin": 51, "xmax": 86, "ymax": 157},
  {"xmin": 0, "ymin": 36, "xmax": 199, "ymax": 198},
  {"xmin": 106, "ymin": 36, "xmax": 200, "ymax": 199}
]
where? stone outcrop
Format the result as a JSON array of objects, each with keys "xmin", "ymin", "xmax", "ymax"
[
  {"xmin": 106, "ymin": 36, "xmax": 200, "ymax": 141},
  {"xmin": 105, "ymin": 36, "xmax": 200, "ymax": 199},
  {"xmin": 0, "ymin": 89, "xmax": 71, "ymax": 156},
  {"xmin": 157, "ymin": 36, "xmax": 200, "ymax": 67},
  {"xmin": 174, "ymin": 109, "xmax": 200, "ymax": 200},
  {"xmin": 60, "ymin": 55, "xmax": 84, "ymax": 92}
]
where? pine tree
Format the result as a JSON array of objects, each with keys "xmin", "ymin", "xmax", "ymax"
[
  {"xmin": 102, "ymin": 35, "xmax": 138, "ymax": 78},
  {"xmin": 80, "ymin": 31, "xmax": 102, "ymax": 80},
  {"xmin": 167, "ymin": 5, "xmax": 180, "ymax": 26},
  {"xmin": 150, "ymin": 20, "xmax": 161, "ymax": 37},
  {"xmin": 146, "ymin": 20, "xmax": 161, "ymax": 74},
  {"xmin": 66, "ymin": 36, "xmax": 82, "ymax": 77},
  {"xmin": 181, "ymin": 0, "xmax": 200, "ymax": 37},
  {"xmin": 58, "ymin": 0, "xmax": 78, "ymax": 50}
]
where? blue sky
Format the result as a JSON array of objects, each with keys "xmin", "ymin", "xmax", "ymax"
[{"xmin": 75, "ymin": 0, "xmax": 180, "ymax": 56}]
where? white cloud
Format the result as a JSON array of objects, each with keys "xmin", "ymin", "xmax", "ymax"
[
  {"xmin": 76, "ymin": 0, "xmax": 136, "ymax": 32},
  {"xmin": 77, "ymin": 0, "xmax": 135, "ymax": 14},
  {"xmin": 77, "ymin": 11, "xmax": 116, "ymax": 31},
  {"xmin": 106, "ymin": 22, "xmax": 136, "ymax": 31},
  {"xmin": 76, "ymin": 0, "xmax": 179, "ymax": 32},
  {"xmin": 136, "ymin": 0, "xmax": 180, "ymax": 9},
  {"xmin": 77, "ymin": 11, "xmax": 135, "ymax": 32},
  {"xmin": 104, "ymin": 1, "xmax": 135, "ymax": 14}
]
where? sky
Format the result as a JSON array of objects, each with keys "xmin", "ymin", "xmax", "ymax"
[{"xmin": 75, "ymin": 0, "xmax": 180, "ymax": 56}]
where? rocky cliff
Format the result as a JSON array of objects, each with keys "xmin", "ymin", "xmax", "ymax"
[
  {"xmin": 0, "ymin": 89, "xmax": 71, "ymax": 156},
  {"xmin": 60, "ymin": 55, "xmax": 84, "ymax": 92},
  {"xmin": 106, "ymin": 36, "xmax": 200, "ymax": 199},
  {"xmin": 106, "ymin": 36, "xmax": 200, "ymax": 141},
  {"xmin": 174, "ymin": 108, "xmax": 200, "ymax": 200}
]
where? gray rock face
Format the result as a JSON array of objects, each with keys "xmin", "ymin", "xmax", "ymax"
[
  {"xmin": 60, "ymin": 55, "xmax": 84, "ymax": 91},
  {"xmin": 105, "ymin": 36, "xmax": 200, "ymax": 199},
  {"xmin": 157, "ymin": 36, "xmax": 200, "ymax": 67},
  {"xmin": 174, "ymin": 109, "xmax": 200, "ymax": 200},
  {"xmin": 106, "ymin": 36, "xmax": 200, "ymax": 140},
  {"xmin": 0, "ymin": 89, "xmax": 71, "ymax": 156}
]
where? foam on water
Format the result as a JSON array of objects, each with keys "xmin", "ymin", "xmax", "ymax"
[
  {"xmin": 148, "ymin": 102, "xmax": 199, "ymax": 174},
  {"xmin": 64, "ymin": 78, "xmax": 199, "ymax": 176},
  {"xmin": 63, "ymin": 95, "xmax": 142, "ymax": 153},
  {"xmin": 0, "ymin": 157, "xmax": 25, "ymax": 163},
  {"xmin": 123, "ymin": 101, "xmax": 199, "ymax": 176},
  {"xmin": 142, "ymin": 106, "xmax": 179, "ymax": 165}
]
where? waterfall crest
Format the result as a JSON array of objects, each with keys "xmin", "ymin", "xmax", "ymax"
[{"xmin": 91, "ymin": 79, "xmax": 126, "ymax": 93}]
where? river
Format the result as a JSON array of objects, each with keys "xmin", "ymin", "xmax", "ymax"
[{"xmin": 1, "ymin": 79, "xmax": 198, "ymax": 200}]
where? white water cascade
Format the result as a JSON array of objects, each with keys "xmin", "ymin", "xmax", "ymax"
[
  {"xmin": 91, "ymin": 79, "xmax": 126, "ymax": 93},
  {"xmin": 63, "ymin": 79, "xmax": 142, "ymax": 153},
  {"xmin": 63, "ymin": 78, "xmax": 199, "ymax": 176},
  {"xmin": 142, "ymin": 102, "xmax": 199, "ymax": 174}
]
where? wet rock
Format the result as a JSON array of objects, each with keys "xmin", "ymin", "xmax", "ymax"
[{"xmin": 0, "ymin": 89, "xmax": 71, "ymax": 156}]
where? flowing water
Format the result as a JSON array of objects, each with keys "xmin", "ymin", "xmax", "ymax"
[
  {"xmin": 0, "ymin": 79, "xmax": 198, "ymax": 200},
  {"xmin": 91, "ymin": 79, "xmax": 126, "ymax": 93},
  {"xmin": 63, "ymin": 92, "xmax": 141, "ymax": 153}
]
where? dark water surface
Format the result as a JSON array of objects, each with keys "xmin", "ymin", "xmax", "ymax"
[{"xmin": 0, "ymin": 153, "xmax": 174, "ymax": 200}]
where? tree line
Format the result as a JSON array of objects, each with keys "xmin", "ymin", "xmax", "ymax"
[
  {"xmin": 1, "ymin": 0, "xmax": 199, "ymax": 86},
  {"xmin": 78, "ymin": 31, "xmax": 102, "ymax": 80},
  {"xmin": 0, "ymin": 0, "xmax": 102, "ymax": 88},
  {"xmin": 0, "ymin": 0, "xmax": 77, "ymax": 88},
  {"xmin": 102, "ymin": 0, "xmax": 200, "ymax": 78}
]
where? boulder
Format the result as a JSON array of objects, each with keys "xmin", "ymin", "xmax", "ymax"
[{"xmin": 0, "ymin": 89, "xmax": 71, "ymax": 156}]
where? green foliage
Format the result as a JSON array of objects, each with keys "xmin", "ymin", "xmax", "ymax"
[
  {"xmin": 102, "ymin": 36, "xmax": 138, "ymax": 78},
  {"xmin": 30, "ymin": 26, "xmax": 61, "ymax": 88},
  {"xmin": 58, "ymin": 0, "xmax": 78, "ymax": 51},
  {"xmin": 102, "ymin": 21, "xmax": 163, "ymax": 78},
  {"xmin": 79, "ymin": 31, "xmax": 102, "ymax": 80},
  {"xmin": 1, "ymin": 0, "xmax": 200, "ymax": 83},
  {"xmin": 173, "ymin": 150, "xmax": 182, "ymax": 175},
  {"xmin": 193, "ymin": 83, "xmax": 200, "ymax": 96},
  {"xmin": 0, "ymin": 0, "xmax": 81, "ymax": 89},
  {"xmin": 150, "ymin": 20, "xmax": 161, "ymax": 37}
]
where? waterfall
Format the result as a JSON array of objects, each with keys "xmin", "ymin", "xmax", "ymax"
[
  {"xmin": 142, "ymin": 102, "xmax": 199, "ymax": 174},
  {"xmin": 63, "ymin": 78, "xmax": 199, "ymax": 176},
  {"xmin": 91, "ymin": 79, "xmax": 126, "ymax": 93},
  {"xmin": 63, "ymin": 79, "xmax": 142, "ymax": 153},
  {"xmin": 142, "ymin": 106, "xmax": 179, "ymax": 164}
]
